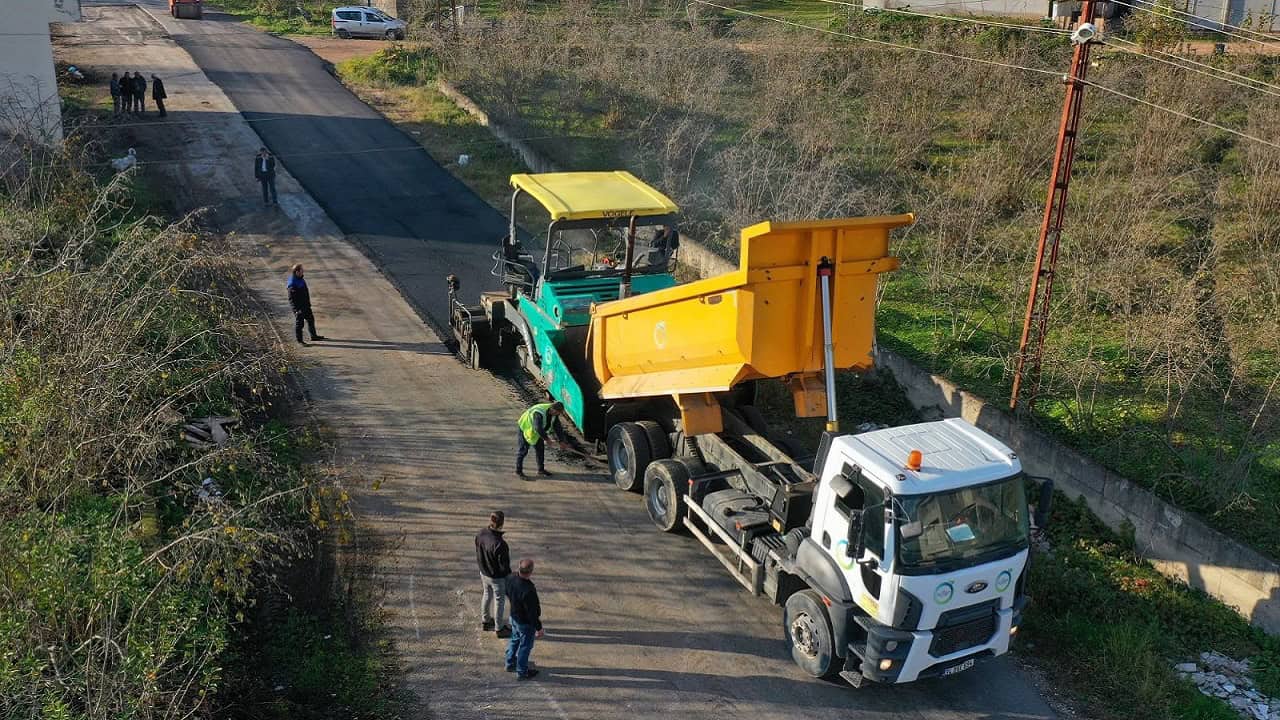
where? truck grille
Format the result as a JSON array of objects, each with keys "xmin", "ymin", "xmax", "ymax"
[{"xmin": 929, "ymin": 601, "xmax": 998, "ymax": 657}]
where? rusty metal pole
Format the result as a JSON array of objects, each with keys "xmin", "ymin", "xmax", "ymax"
[{"xmin": 1010, "ymin": 0, "xmax": 1097, "ymax": 412}]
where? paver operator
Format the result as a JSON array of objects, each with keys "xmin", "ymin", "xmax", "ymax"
[{"xmin": 515, "ymin": 401, "xmax": 567, "ymax": 479}]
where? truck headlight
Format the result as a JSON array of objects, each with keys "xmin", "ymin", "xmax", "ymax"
[
  {"xmin": 879, "ymin": 659, "xmax": 893, "ymax": 671},
  {"xmin": 884, "ymin": 640, "xmax": 899, "ymax": 652},
  {"xmin": 1010, "ymin": 625, "xmax": 1019, "ymax": 636}
]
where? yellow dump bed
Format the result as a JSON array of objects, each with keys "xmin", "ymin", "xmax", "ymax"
[{"xmin": 590, "ymin": 215, "xmax": 913, "ymax": 435}]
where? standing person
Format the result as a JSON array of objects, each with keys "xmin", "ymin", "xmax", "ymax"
[
  {"xmin": 121, "ymin": 72, "xmax": 133, "ymax": 113},
  {"xmin": 151, "ymin": 74, "xmax": 167, "ymax": 118},
  {"xmin": 515, "ymin": 401, "xmax": 567, "ymax": 479},
  {"xmin": 109, "ymin": 73, "xmax": 122, "ymax": 115},
  {"xmin": 287, "ymin": 263, "xmax": 326, "ymax": 345},
  {"xmin": 504, "ymin": 558, "xmax": 544, "ymax": 680},
  {"xmin": 132, "ymin": 72, "xmax": 147, "ymax": 114},
  {"xmin": 254, "ymin": 147, "xmax": 278, "ymax": 206},
  {"xmin": 475, "ymin": 511, "xmax": 512, "ymax": 638}
]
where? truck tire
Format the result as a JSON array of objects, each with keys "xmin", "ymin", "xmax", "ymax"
[
  {"xmin": 635, "ymin": 420, "xmax": 670, "ymax": 460},
  {"xmin": 644, "ymin": 459, "xmax": 689, "ymax": 532},
  {"xmin": 739, "ymin": 405, "xmax": 769, "ymax": 435},
  {"xmin": 784, "ymin": 589, "xmax": 838, "ymax": 678},
  {"xmin": 337, "ymin": 28, "xmax": 351, "ymax": 38},
  {"xmin": 607, "ymin": 422, "xmax": 650, "ymax": 492}
]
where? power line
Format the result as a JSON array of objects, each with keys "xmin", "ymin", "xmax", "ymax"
[
  {"xmin": 691, "ymin": 0, "xmax": 1064, "ymax": 76},
  {"xmin": 810, "ymin": 0, "xmax": 1072, "ymax": 34},
  {"xmin": 1080, "ymin": 78, "xmax": 1280, "ymax": 149},
  {"xmin": 1102, "ymin": 39, "xmax": 1280, "ymax": 97},
  {"xmin": 1104, "ymin": 34, "xmax": 1280, "ymax": 94},
  {"xmin": 696, "ymin": 0, "xmax": 1280, "ymax": 151},
  {"xmin": 1107, "ymin": 0, "xmax": 1280, "ymax": 45}
]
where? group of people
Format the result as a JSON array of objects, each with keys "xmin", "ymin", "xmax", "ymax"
[
  {"xmin": 110, "ymin": 72, "xmax": 167, "ymax": 117},
  {"xmin": 475, "ymin": 512, "xmax": 544, "ymax": 680},
  {"xmin": 281, "ymin": 273, "xmax": 571, "ymax": 681}
]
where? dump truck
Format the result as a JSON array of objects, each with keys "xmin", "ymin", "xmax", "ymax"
[{"xmin": 448, "ymin": 171, "xmax": 1043, "ymax": 686}]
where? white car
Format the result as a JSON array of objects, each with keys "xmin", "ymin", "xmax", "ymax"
[{"xmin": 331, "ymin": 6, "xmax": 406, "ymax": 40}]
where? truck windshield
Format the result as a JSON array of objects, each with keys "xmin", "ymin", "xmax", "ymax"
[{"xmin": 896, "ymin": 476, "xmax": 1028, "ymax": 572}]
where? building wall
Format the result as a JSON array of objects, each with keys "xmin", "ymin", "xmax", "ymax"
[{"xmin": 0, "ymin": 0, "xmax": 81, "ymax": 144}]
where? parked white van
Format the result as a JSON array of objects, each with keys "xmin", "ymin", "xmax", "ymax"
[{"xmin": 331, "ymin": 6, "xmax": 406, "ymax": 40}]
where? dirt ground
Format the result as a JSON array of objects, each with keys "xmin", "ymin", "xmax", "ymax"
[
  {"xmin": 57, "ymin": 5, "xmax": 1062, "ymax": 719},
  {"xmin": 288, "ymin": 34, "xmax": 387, "ymax": 64}
]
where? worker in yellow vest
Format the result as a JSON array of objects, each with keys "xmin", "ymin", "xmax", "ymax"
[{"xmin": 516, "ymin": 401, "xmax": 567, "ymax": 479}]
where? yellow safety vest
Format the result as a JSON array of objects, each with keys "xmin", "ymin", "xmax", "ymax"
[{"xmin": 518, "ymin": 403, "xmax": 554, "ymax": 445}]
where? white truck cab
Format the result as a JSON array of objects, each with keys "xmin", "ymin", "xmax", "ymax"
[{"xmin": 806, "ymin": 418, "xmax": 1030, "ymax": 684}]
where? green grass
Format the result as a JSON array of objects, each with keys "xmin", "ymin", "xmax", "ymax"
[
  {"xmin": 1027, "ymin": 493, "xmax": 1280, "ymax": 718},
  {"xmin": 211, "ymin": 0, "xmax": 342, "ymax": 35}
]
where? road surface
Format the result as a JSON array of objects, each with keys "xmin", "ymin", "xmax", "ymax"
[{"xmin": 65, "ymin": 5, "xmax": 1064, "ymax": 719}]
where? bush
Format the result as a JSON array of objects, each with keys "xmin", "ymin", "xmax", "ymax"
[
  {"xmin": 339, "ymin": 45, "xmax": 438, "ymax": 86},
  {"xmin": 0, "ymin": 141, "xmax": 349, "ymax": 719}
]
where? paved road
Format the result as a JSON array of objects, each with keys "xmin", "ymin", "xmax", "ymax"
[
  {"xmin": 68, "ymin": 5, "xmax": 1062, "ymax": 719},
  {"xmin": 130, "ymin": 0, "xmax": 510, "ymax": 328}
]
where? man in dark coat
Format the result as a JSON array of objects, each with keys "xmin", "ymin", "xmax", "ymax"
[
  {"xmin": 475, "ymin": 511, "xmax": 512, "ymax": 637},
  {"xmin": 151, "ymin": 75, "xmax": 167, "ymax": 118},
  {"xmin": 504, "ymin": 558, "xmax": 544, "ymax": 680},
  {"xmin": 132, "ymin": 72, "xmax": 147, "ymax": 114},
  {"xmin": 109, "ymin": 73, "xmax": 122, "ymax": 115},
  {"xmin": 287, "ymin": 263, "xmax": 325, "ymax": 344},
  {"xmin": 254, "ymin": 147, "xmax": 278, "ymax": 205}
]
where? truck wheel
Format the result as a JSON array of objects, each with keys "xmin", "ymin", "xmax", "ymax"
[
  {"xmin": 635, "ymin": 420, "xmax": 670, "ymax": 460},
  {"xmin": 784, "ymin": 590, "xmax": 838, "ymax": 678},
  {"xmin": 739, "ymin": 405, "xmax": 769, "ymax": 435},
  {"xmin": 337, "ymin": 28, "xmax": 351, "ymax": 38},
  {"xmin": 607, "ymin": 422, "xmax": 650, "ymax": 492},
  {"xmin": 644, "ymin": 459, "xmax": 689, "ymax": 532}
]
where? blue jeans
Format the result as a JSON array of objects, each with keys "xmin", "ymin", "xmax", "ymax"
[
  {"xmin": 505, "ymin": 619, "xmax": 536, "ymax": 675},
  {"xmin": 515, "ymin": 430, "xmax": 544, "ymax": 474}
]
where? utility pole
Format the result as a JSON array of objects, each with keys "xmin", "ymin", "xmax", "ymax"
[{"xmin": 1009, "ymin": 0, "xmax": 1099, "ymax": 412}]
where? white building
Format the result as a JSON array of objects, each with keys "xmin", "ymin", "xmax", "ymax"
[{"xmin": 1, "ymin": 0, "xmax": 83, "ymax": 144}]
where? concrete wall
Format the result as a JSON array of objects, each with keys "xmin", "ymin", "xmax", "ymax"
[
  {"xmin": 432, "ymin": 78, "xmax": 1280, "ymax": 633},
  {"xmin": 0, "ymin": 0, "xmax": 81, "ymax": 144}
]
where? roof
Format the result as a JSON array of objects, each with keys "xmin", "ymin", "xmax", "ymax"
[
  {"xmin": 510, "ymin": 171, "xmax": 679, "ymax": 222},
  {"xmin": 832, "ymin": 419, "xmax": 1021, "ymax": 496}
]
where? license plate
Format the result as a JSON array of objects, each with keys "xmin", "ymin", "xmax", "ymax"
[{"xmin": 942, "ymin": 658, "xmax": 976, "ymax": 676}]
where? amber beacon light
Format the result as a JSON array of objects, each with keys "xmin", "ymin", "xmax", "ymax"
[{"xmin": 906, "ymin": 450, "xmax": 923, "ymax": 471}]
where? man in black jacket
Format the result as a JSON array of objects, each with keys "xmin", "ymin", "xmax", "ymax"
[
  {"xmin": 254, "ymin": 147, "xmax": 278, "ymax": 205},
  {"xmin": 287, "ymin": 263, "xmax": 326, "ymax": 344},
  {"xmin": 132, "ymin": 72, "xmax": 147, "ymax": 114},
  {"xmin": 151, "ymin": 75, "xmax": 167, "ymax": 118},
  {"xmin": 475, "ymin": 511, "xmax": 512, "ymax": 637},
  {"xmin": 504, "ymin": 558, "xmax": 544, "ymax": 680}
]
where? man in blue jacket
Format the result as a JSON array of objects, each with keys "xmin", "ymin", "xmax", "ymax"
[
  {"xmin": 287, "ymin": 263, "xmax": 326, "ymax": 345},
  {"xmin": 504, "ymin": 558, "xmax": 544, "ymax": 680}
]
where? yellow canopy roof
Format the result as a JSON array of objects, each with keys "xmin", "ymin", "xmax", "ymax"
[{"xmin": 510, "ymin": 171, "xmax": 679, "ymax": 222}]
